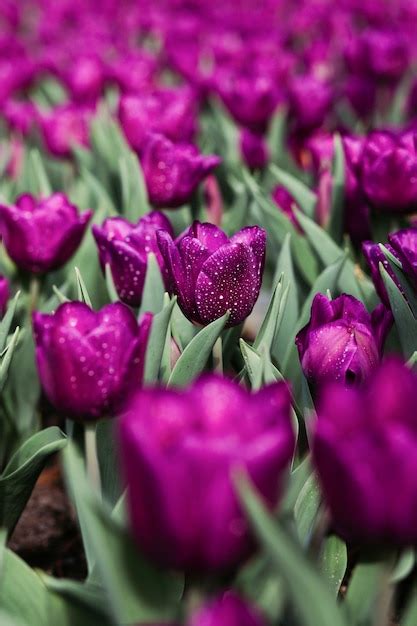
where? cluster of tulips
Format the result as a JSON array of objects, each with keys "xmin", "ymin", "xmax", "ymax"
[{"xmin": 2, "ymin": 1, "xmax": 417, "ymax": 626}]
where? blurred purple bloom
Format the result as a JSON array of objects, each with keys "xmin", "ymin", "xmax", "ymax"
[
  {"xmin": 362, "ymin": 241, "xmax": 399, "ymax": 307},
  {"xmin": 288, "ymin": 75, "xmax": 333, "ymax": 132},
  {"xmin": 157, "ymin": 221, "xmax": 266, "ymax": 326},
  {"xmin": 141, "ymin": 134, "xmax": 221, "ymax": 209},
  {"xmin": 361, "ymin": 131, "xmax": 417, "ymax": 214},
  {"xmin": 119, "ymin": 375, "xmax": 294, "ymax": 571},
  {"xmin": 39, "ymin": 104, "xmax": 90, "ymax": 158},
  {"xmin": 64, "ymin": 55, "xmax": 105, "ymax": 105},
  {"xmin": 0, "ymin": 193, "xmax": 92, "ymax": 273},
  {"xmin": 313, "ymin": 359, "xmax": 417, "ymax": 544},
  {"xmin": 272, "ymin": 186, "xmax": 301, "ymax": 232},
  {"xmin": 240, "ymin": 128, "xmax": 268, "ymax": 170},
  {"xmin": 188, "ymin": 591, "xmax": 265, "ymax": 626},
  {"xmin": 118, "ymin": 87, "xmax": 198, "ymax": 154},
  {"xmin": 296, "ymin": 293, "xmax": 392, "ymax": 389},
  {"xmin": 93, "ymin": 211, "xmax": 173, "ymax": 307},
  {"xmin": 345, "ymin": 28, "xmax": 410, "ymax": 83},
  {"xmin": 33, "ymin": 302, "xmax": 152, "ymax": 420}
]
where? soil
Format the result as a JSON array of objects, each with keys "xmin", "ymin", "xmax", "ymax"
[{"xmin": 7, "ymin": 461, "xmax": 87, "ymax": 580}]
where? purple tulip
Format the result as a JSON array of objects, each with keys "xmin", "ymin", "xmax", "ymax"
[
  {"xmin": 33, "ymin": 302, "xmax": 152, "ymax": 421},
  {"xmin": 92, "ymin": 212, "xmax": 173, "ymax": 307},
  {"xmin": 188, "ymin": 591, "xmax": 265, "ymax": 626},
  {"xmin": 157, "ymin": 221, "xmax": 266, "ymax": 327},
  {"xmin": 39, "ymin": 104, "xmax": 90, "ymax": 158},
  {"xmin": 296, "ymin": 294, "xmax": 392, "ymax": 389},
  {"xmin": 0, "ymin": 276, "xmax": 9, "ymax": 316},
  {"xmin": 362, "ymin": 241, "xmax": 399, "ymax": 307},
  {"xmin": 361, "ymin": 131, "xmax": 417, "ymax": 214},
  {"xmin": 64, "ymin": 55, "xmax": 105, "ymax": 105},
  {"xmin": 240, "ymin": 128, "xmax": 268, "ymax": 170},
  {"xmin": 0, "ymin": 193, "xmax": 92, "ymax": 273},
  {"xmin": 313, "ymin": 359, "xmax": 417, "ymax": 545},
  {"xmin": 141, "ymin": 134, "xmax": 221, "ymax": 209},
  {"xmin": 119, "ymin": 375, "xmax": 294, "ymax": 571},
  {"xmin": 272, "ymin": 186, "xmax": 301, "ymax": 232},
  {"xmin": 118, "ymin": 87, "xmax": 198, "ymax": 153},
  {"xmin": 288, "ymin": 75, "xmax": 333, "ymax": 132},
  {"xmin": 345, "ymin": 28, "xmax": 409, "ymax": 84},
  {"xmin": 389, "ymin": 227, "xmax": 417, "ymax": 288}
]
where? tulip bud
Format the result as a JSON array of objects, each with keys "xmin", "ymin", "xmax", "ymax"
[
  {"xmin": 65, "ymin": 55, "xmax": 105, "ymax": 105},
  {"xmin": 118, "ymin": 87, "xmax": 198, "ymax": 154},
  {"xmin": 313, "ymin": 359, "xmax": 417, "ymax": 545},
  {"xmin": 141, "ymin": 134, "xmax": 221, "ymax": 209},
  {"xmin": 288, "ymin": 75, "xmax": 333, "ymax": 132},
  {"xmin": 345, "ymin": 28, "xmax": 409, "ymax": 84},
  {"xmin": 240, "ymin": 129, "xmax": 268, "ymax": 170},
  {"xmin": 157, "ymin": 221, "xmax": 266, "ymax": 327},
  {"xmin": 119, "ymin": 375, "xmax": 294, "ymax": 571},
  {"xmin": 33, "ymin": 302, "xmax": 152, "ymax": 420},
  {"xmin": 361, "ymin": 130, "xmax": 417, "ymax": 214},
  {"xmin": 0, "ymin": 193, "xmax": 92, "ymax": 273},
  {"xmin": 92, "ymin": 212, "xmax": 173, "ymax": 307},
  {"xmin": 40, "ymin": 104, "xmax": 90, "ymax": 158},
  {"xmin": 188, "ymin": 591, "xmax": 265, "ymax": 626},
  {"xmin": 362, "ymin": 241, "xmax": 400, "ymax": 307},
  {"xmin": 296, "ymin": 293, "xmax": 392, "ymax": 389},
  {"xmin": 272, "ymin": 186, "xmax": 302, "ymax": 232}
]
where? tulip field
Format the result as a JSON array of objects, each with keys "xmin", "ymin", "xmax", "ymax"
[{"xmin": 2, "ymin": 0, "xmax": 417, "ymax": 625}]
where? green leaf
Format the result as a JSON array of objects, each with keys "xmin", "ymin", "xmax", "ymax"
[
  {"xmin": 236, "ymin": 475, "xmax": 348, "ymax": 626},
  {"xmin": 119, "ymin": 151, "xmax": 150, "ymax": 220},
  {"xmin": 75, "ymin": 267, "xmax": 93, "ymax": 307},
  {"xmin": 0, "ymin": 550, "xmax": 47, "ymax": 626},
  {"xmin": 168, "ymin": 312, "xmax": 229, "ymax": 387},
  {"xmin": 104, "ymin": 264, "xmax": 119, "ymax": 303},
  {"xmin": 380, "ymin": 244, "xmax": 417, "ymax": 318},
  {"xmin": 403, "ymin": 585, "xmax": 417, "ymax": 626},
  {"xmin": 319, "ymin": 536, "xmax": 347, "ymax": 596},
  {"xmin": 273, "ymin": 234, "xmax": 299, "ymax": 363},
  {"xmin": 0, "ymin": 327, "xmax": 20, "ymax": 392},
  {"xmin": 0, "ymin": 427, "xmax": 66, "ymax": 533},
  {"xmin": 391, "ymin": 549, "xmax": 415, "ymax": 584},
  {"xmin": 327, "ymin": 134, "xmax": 345, "ymax": 244},
  {"xmin": 138, "ymin": 253, "xmax": 166, "ymax": 316},
  {"xmin": 270, "ymin": 164, "xmax": 317, "ymax": 218},
  {"xmin": 0, "ymin": 291, "xmax": 20, "ymax": 353},
  {"xmin": 381, "ymin": 264, "xmax": 417, "ymax": 359},
  {"xmin": 27, "ymin": 149, "xmax": 52, "ymax": 196},
  {"xmin": 267, "ymin": 107, "xmax": 288, "ymax": 165},
  {"xmin": 63, "ymin": 443, "xmax": 183, "ymax": 625},
  {"xmin": 254, "ymin": 275, "xmax": 289, "ymax": 353},
  {"xmin": 345, "ymin": 561, "xmax": 391, "ymax": 625},
  {"xmin": 144, "ymin": 296, "xmax": 176, "ymax": 383},
  {"xmin": 44, "ymin": 577, "xmax": 113, "ymax": 626},
  {"xmin": 294, "ymin": 473, "xmax": 321, "ymax": 544},
  {"xmin": 96, "ymin": 419, "xmax": 121, "ymax": 508}
]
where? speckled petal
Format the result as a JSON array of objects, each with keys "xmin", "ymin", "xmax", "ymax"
[{"xmin": 195, "ymin": 242, "xmax": 262, "ymax": 326}]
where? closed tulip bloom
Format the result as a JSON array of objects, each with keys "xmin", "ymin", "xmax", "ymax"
[
  {"xmin": 40, "ymin": 104, "xmax": 90, "ymax": 158},
  {"xmin": 362, "ymin": 241, "xmax": 399, "ymax": 307},
  {"xmin": 188, "ymin": 591, "xmax": 265, "ymax": 626},
  {"xmin": 0, "ymin": 193, "xmax": 92, "ymax": 273},
  {"xmin": 119, "ymin": 375, "xmax": 294, "ymax": 571},
  {"xmin": 240, "ymin": 128, "xmax": 268, "ymax": 170},
  {"xmin": 272, "ymin": 186, "xmax": 301, "ymax": 232},
  {"xmin": 388, "ymin": 227, "xmax": 417, "ymax": 288},
  {"xmin": 65, "ymin": 55, "xmax": 105, "ymax": 105},
  {"xmin": 361, "ymin": 131, "xmax": 417, "ymax": 214},
  {"xmin": 296, "ymin": 294, "xmax": 392, "ymax": 388},
  {"xmin": 92, "ymin": 212, "xmax": 173, "ymax": 307},
  {"xmin": 313, "ymin": 359, "xmax": 417, "ymax": 544},
  {"xmin": 141, "ymin": 134, "xmax": 221, "ymax": 209},
  {"xmin": 288, "ymin": 75, "xmax": 333, "ymax": 132},
  {"xmin": 0, "ymin": 276, "xmax": 9, "ymax": 316},
  {"xmin": 345, "ymin": 29, "xmax": 409, "ymax": 83},
  {"xmin": 157, "ymin": 221, "xmax": 266, "ymax": 326},
  {"xmin": 33, "ymin": 302, "xmax": 152, "ymax": 420},
  {"xmin": 118, "ymin": 87, "xmax": 198, "ymax": 153}
]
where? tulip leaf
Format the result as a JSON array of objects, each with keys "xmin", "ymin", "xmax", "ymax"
[
  {"xmin": 294, "ymin": 473, "xmax": 321, "ymax": 545},
  {"xmin": 267, "ymin": 107, "xmax": 288, "ymax": 166},
  {"xmin": 168, "ymin": 311, "xmax": 229, "ymax": 387},
  {"xmin": 403, "ymin": 585, "xmax": 417, "ymax": 626},
  {"xmin": 242, "ymin": 169, "xmax": 319, "ymax": 285},
  {"xmin": 0, "ymin": 426, "xmax": 67, "ymax": 533},
  {"xmin": 345, "ymin": 560, "xmax": 392, "ymax": 625},
  {"xmin": 119, "ymin": 151, "xmax": 150, "ymax": 220},
  {"xmin": 144, "ymin": 295, "xmax": 176, "ymax": 383},
  {"xmin": 254, "ymin": 275, "xmax": 289, "ymax": 353},
  {"xmin": 269, "ymin": 164, "xmax": 317, "ymax": 219},
  {"xmin": 0, "ymin": 290, "xmax": 20, "ymax": 353},
  {"xmin": 96, "ymin": 419, "xmax": 121, "ymax": 508},
  {"xmin": 63, "ymin": 443, "xmax": 183, "ymax": 625},
  {"xmin": 0, "ymin": 549, "xmax": 48, "ymax": 626},
  {"xmin": 51, "ymin": 284, "xmax": 71, "ymax": 306},
  {"xmin": 171, "ymin": 303, "xmax": 198, "ymax": 351},
  {"xmin": 0, "ymin": 327, "xmax": 20, "ymax": 392},
  {"xmin": 28, "ymin": 149, "xmax": 53, "ymax": 196},
  {"xmin": 327, "ymin": 134, "xmax": 345, "ymax": 245},
  {"xmin": 319, "ymin": 536, "xmax": 347, "ymax": 597},
  {"xmin": 273, "ymin": 234, "xmax": 299, "ymax": 362},
  {"xmin": 380, "ymin": 264, "xmax": 417, "ymax": 359},
  {"xmin": 281, "ymin": 457, "xmax": 312, "ymax": 515},
  {"xmin": 391, "ymin": 549, "xmax": 415, "ymax": 583},
  {"xmin": 104, "ymin": 264, "xmax": 119, "ymax": 303},
  {"xmin": 380, "ymin": 244, "xmax": 417, "ymax": 318},
  {"xmin": 138, "ymin": 253, "xmax": 165, "ymax": 316},
  {"xmin": 74, "ymin": 267, "xmax": 93, "ymax": 307},
  {"xmin": 236, "ymin": 474, "xmax": 348, "ymax": 626}
]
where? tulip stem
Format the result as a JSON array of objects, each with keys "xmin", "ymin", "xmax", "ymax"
[
  {"xmin": 85, "ymin": 422, "xmax": 101, "ymax": 494},
  {"xmin": 373, "ymin": 564, "xmax": 394, "ymax": 626},
  {"xmin": 213, "ymin": 337, "xmax": 223, "ymax": 374}
]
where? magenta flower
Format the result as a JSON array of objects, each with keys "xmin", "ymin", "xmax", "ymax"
[
  {"xmin": 64, "ymin": 55, "xmax": 105, "ymax": 105},
  {"xmin": 33, "ymin": 302, "xmax": 152, "ymax": 421},
  {"xmin": 188, "ymin": 591, "xmax": 265, "ymax": 626},
  {"xmin": 240, "ymin": 128, "xmax": 268, "ymax": 170},
  {"xmin": 39, "ymin": 104, "xmax": 90, "ymax": 158},
  {"xmin": 118, "ymin": 87, "xmax": 198, "ymax": 153},
  {"xmin": 345, "ymin": 28, "xmax": 409, "ymax": 84},
  {"xmin": 119, "ymin": 375, "xmax": 294, "ymax": 571},
  {"xmin": 288, "ymin": 75, "xmax": 333, "ymax": 132},
  {"xmin": 272, "ymin": 186, "xmax": 301, "ymax": 232},
  {"xmin": 0, "ymin": 276, "xmax": 9, "ymax": 316},
  {"xmin": 296, "ymin": 294, "xmax": 392, "ymax": 389},
  {"xmin": 361, "ymin": 130, "xmax": 417, "ymax": 214},
  {"xmin": 0, "ymin": 193, "xmax": 92, "ymax": 273},
  {"xmin": 157, "ymin": 221, "xmax": 266, "ymax": 326},
  {"xmin": 92, "ymin": 212, "xmax": 173, "ymax": 307},
  {"xmin": 313, "ymin": 359, "xmax": 417, "ymax": 545},
  {"xmin": 141, "ymin": 134, "xmax": 221, "ymax": 209}
]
